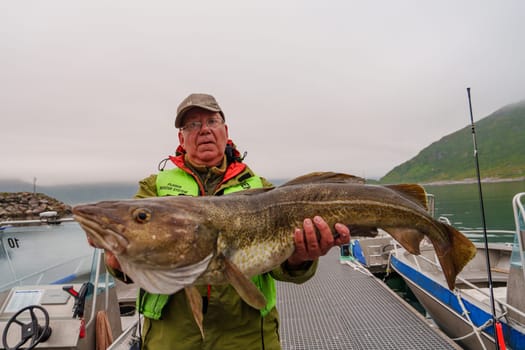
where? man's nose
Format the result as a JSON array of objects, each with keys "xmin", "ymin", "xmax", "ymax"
[{"xmin": 198, "ymin": 122, "xmax": 212, "ymax": 132}]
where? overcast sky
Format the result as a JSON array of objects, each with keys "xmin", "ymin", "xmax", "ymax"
[{"xmin": 2, "ymin": 0, "xmax": 524, "ymax": 186}]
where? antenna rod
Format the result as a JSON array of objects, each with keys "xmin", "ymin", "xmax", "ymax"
[{"xmin": 466, "ymin": 87, "xmax": 503, "ymax": 349}]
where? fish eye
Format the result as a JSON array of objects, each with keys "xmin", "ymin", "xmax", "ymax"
[{"xmin": 133, "ymin": 208, "xmax": 151, "ymax": 224}]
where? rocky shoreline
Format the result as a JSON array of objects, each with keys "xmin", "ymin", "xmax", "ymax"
[
  {"xmin": 0, "ymin": 192, "xmax": 72, "ymax": 221},
  {"xmin": 421, "ymin": 176, "xmax": 525, "ymax": 186}
]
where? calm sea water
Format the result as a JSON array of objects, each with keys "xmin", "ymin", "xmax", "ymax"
[{"xmin": 425, "ymin": 180, "xmax": 525, "ymax": 243}]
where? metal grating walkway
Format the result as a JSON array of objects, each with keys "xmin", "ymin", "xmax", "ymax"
[{"xmin": 276, "ymin": 248, "xmax": 460, "ymax": 349}]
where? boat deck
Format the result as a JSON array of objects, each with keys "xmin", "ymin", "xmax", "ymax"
[{"xmin": 276, "ymin": 248, "xmax": 461, "ymax": 349}]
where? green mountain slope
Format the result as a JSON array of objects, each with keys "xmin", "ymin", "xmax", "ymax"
[{"xmin": 380, "ymin": 100, "xmax": 525, "ymax": 183}]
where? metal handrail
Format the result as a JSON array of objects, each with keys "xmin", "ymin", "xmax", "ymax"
[
  {"xmin": 0, "ymin": 234, "xmax": 17, "ymax": 288},
  {"xmin": 512, "ymin": 193, "xmax": 525, "ymax": 286},
  {"xmin": 0, "ymin": 217, "xmax": 75, "ymax": 226},
  {"xmin": 340, "ymin": 258, "xmax": 375, "ymax": 277},
  {"xmin": 460, "ymin": 229, "xmax": 516, "ymax": 236},
  {"xmin": 437, "ymin": 216, "xmax": 515, "ymax": 237},
  {"xmin": 85, "ymin": 248, "xmax": 103, "ymax": 329}
]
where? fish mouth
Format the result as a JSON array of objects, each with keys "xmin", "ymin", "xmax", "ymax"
[{"xmin": 74, "ymin": 214, "xmax": 129, "ymax": 255}]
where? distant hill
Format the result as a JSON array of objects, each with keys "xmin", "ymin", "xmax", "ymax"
[
  {"xmin": 0, "ymin": 180, "xmax": 138, "ymax": 205},
  {"xmin": 380, "ymin": 100, "xmax": 525, "ymax": 184},
  {"xmin": 0, "ymin": 179, "xmax": 33, "ymax": 192}
]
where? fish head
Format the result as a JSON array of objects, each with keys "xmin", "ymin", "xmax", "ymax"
[{"xmin": 72, "ymin": 197, "xmax": 217, "ymax": 269}]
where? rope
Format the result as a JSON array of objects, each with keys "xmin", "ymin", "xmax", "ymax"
[
  {"xmin": 340, "ymin": 259, "xmax": 374, "ymax": 277},
  {"xmin": 451, "ymin": 318, "xmax": 492, "ymax": 341},
  {"xmin": 96, "ymin": 310, "xmax": 114, "ymax": 350},
  {"xmin": 453, "ymin": 289, "xmax": 489, "ymax": 349}
]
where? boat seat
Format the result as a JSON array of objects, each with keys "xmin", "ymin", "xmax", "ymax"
[{"xmin": 460, "ymin": 286, "xmax": 507, "ymax": 305}]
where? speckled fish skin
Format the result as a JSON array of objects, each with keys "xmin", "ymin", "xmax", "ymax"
[{"xmin": 72, "ymin": 172, "xmax": 476, "ymax": 292}]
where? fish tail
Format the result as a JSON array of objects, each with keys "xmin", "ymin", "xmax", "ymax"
[{"xmin": 434, "ymin": 223, "xmax": 476, "ymax": 290}]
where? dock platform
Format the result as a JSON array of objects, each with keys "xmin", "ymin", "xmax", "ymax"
[{"xmin": 276, "ymin": 248, "xmax": 460, "ymax": 349}]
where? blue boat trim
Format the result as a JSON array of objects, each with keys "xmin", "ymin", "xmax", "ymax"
[
  {"xmin": 390, "ymin": 254, "xmax": 525, "ymax": 349},
  {"xmin": 51, "ymin": 274, "xmax": 78, "ymax": 285},
  {"xmin": 351, "ymin": 240, "xmax": 367, "ymax": 266}
]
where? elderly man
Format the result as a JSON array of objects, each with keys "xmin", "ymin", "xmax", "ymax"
[{"xmin": 109, "ymin": 93, "xmax": 350, "ymax": 349}]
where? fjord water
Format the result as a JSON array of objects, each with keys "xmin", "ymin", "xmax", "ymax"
[{"xmin": 425, "ymin": 180, "xmax": 525, "ymax": 243}]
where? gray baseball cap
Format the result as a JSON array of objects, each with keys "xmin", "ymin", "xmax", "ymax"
[{"xmin": 175, "ymin": 93, "xmax": 225, "ymax": 128}]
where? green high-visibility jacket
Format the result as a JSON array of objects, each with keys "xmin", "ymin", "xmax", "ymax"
[{"xmin": 131, "ymin": 155, "xmax": 318, "ymax": 350}]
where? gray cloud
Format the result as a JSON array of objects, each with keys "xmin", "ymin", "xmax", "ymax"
[{"xmin": 2, "ymin": 0, "xmax": 524, "ymax": 185}]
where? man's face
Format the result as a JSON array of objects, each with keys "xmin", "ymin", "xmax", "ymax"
[{"xmin": 178, "ymin": 108, "xmax": 229, "ymax": 167}]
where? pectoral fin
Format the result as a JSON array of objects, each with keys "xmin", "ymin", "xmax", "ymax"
[
  {"xmin": 223, "ymin": 257, "xmax": 267, "ymax": 310},
  {"xmin": 382, "ymin": 227, "xmax": 424, "ymax": 255},
  {"xmin": 345, "ymin": 225, "xmax": 378, "ymax": 237},
  {"xmin": 185, "ymin": 287, "xmax": 204, "ymax": 339}
]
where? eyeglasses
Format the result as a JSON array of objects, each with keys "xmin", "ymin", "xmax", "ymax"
[{"xmin": 181, "ymin": 117, "xmax": 224, "ymax": 133}]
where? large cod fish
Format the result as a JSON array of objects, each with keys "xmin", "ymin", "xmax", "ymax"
[{"xmin": 73, "ymin": 172, "xmax": 475, "ymax": 324}]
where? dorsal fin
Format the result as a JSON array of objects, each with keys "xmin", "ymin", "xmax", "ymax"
[
  {"xmin": 282, "ymin": 172, "xmax": 365, "ymax": 187},
  {"xmin": 386, "ymin": 184, "xmax": 428, "ymax": 211}
]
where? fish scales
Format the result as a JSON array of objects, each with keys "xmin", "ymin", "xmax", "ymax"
[
  {"xmin": 198, "ymin": 194, "xmax": 296, "ymax": 283},
  {"xmin": 194, "ymin": 183, "xmax": 446, "ymax": 281},
  {"xmin": 217, "ymin": 183, "xmax": 424, "ymax": 236}
]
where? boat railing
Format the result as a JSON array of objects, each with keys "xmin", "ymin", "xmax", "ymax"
[
  {"xmin": 437, "ymin": 217, "xmax": 516, "ymax": 237},
  {"xmin": 427, "ymin": 193, "xmax": 435, "ymax": 217},
  {"xmin": 85, "ymin": 248, "xmax": 106, "ymax": 329},
  {"xmin": 0, "ymin": 216, "xmax": 75, "ymax": 226},
  {"xmin": 459, "ymin": 230, "xmax": 516, "ymax": 236},
  {"xmin": 70, "ymin": 248, "xmax": 119, "ymax": 331}
]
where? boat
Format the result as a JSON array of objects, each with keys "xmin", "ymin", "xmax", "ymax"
[
  {"xmin": 0, "ymin": 215, "xmax": 140, "ymax": 349},
  {"xmin": 389, "ymin": 192, "xmax": 525, "ymax": 350},
  {"xmin": 342, "ymin": 234, "xmax": 394, "ymax": 274}
]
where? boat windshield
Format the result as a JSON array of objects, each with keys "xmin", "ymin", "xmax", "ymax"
[{"xmin": 0, "ymin": 221, "xmax": 93, "ymax": 292}]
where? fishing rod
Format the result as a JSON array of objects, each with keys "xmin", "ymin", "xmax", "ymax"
[{"xmin": 466, "ymin": 87, "xmax": 505, "ymax": 350}]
